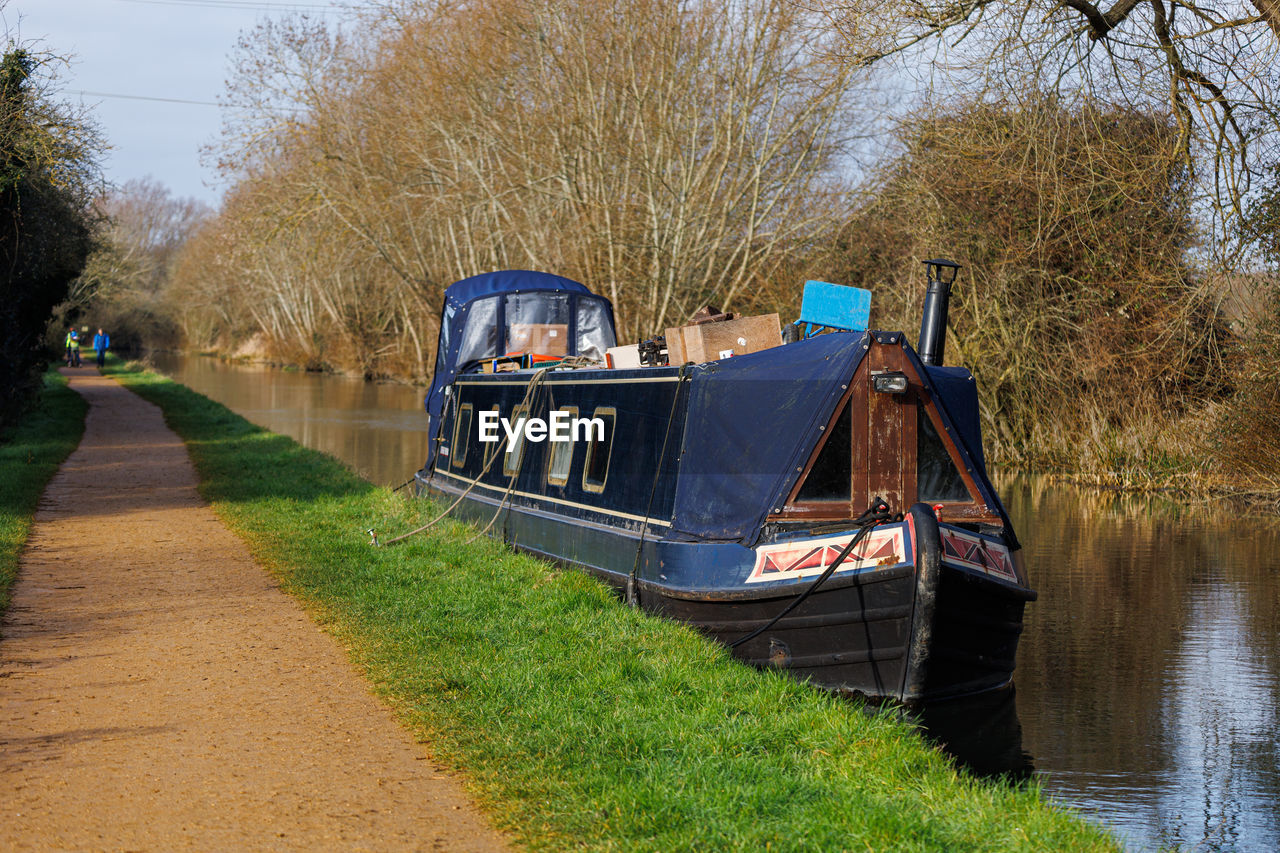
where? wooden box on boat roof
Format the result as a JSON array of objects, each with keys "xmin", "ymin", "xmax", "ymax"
[{"xmin": 665, "ymin": 313, "xmax": 782, "ymax": 365}]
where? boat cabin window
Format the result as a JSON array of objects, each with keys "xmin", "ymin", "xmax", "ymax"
[
  {"xmin": 917, "ymin": 409, "xmax": 969, "ymax": 502},
  {"xmin": 575, "ymin": 299, "xmax": 613, "ymax": 362},
  {"xmin": 435, "ymin": 309, "xmax": 452, "ymax": 379},
  {"xmin": 503, "ymin": 405, "xmax": 530, "ymax": 478},
  {"xmin": 507, "ymin": 292, "xmax": 570, "ymax": 356},
  {"xmin": 457, "ymin": 298, "xmax": 500, "ymax": 367},
  {"xmin": 452, "ymin": 291, "xmax": 617, "ymax": 371},
  {"xmin": 795, "ymin": 403, "xmax": 852, "ymax": 502},
  {"xmin": 451, "ymin": 404, "xmax": 473, "ymax": 469},
  {"xmin": 582, "ymin": 407, "xmax": 616, "ymax": 493},
  {"xmin": 482, "ymin": 405, "xmax": 500, "ymax": 471},
  {"xmin": 546, "ymin": 407, "xmax": 577, "ymax": 486}
]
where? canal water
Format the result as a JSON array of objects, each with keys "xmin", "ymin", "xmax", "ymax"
[
  {"xmin": 149, "ymin": 352, "xmax": 431, "ymax": 488},
  {"xmin": 149, "ymin": 352, "xmax": 1280, "ymax": 852}
]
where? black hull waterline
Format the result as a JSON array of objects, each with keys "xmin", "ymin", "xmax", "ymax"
[{"xmin": 421, "ymin": 476, "xmax": 1033, "ymax": 704}]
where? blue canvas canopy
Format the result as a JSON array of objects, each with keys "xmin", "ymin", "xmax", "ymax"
[
  {"xmin": 667, "ymin": 333, "xmax": 998, "ymax": 545},
  {"xmin": 425, "ymin": 270, "xmax": 616, "ymax": 441},
  {"xmin": 669, "ymin": 333, "xmax": 868, "ymax": 543},
  {"xmin": 441, "ymin": 268, "xmax": 593, "ymax": 311}
]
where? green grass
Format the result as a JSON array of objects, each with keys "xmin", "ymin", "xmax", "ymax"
[
  {"xmin": 0, "ymin": 370, "xmax": 88, "ymax": 616},
  {"xmin": 106, "ymin": 360, "xmax": 1117, "ymax": 851}
]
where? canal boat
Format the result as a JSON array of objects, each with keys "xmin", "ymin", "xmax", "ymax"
[{"xmin": 414, "ymin": 266, "xmax": 1035, "ymax": 703}]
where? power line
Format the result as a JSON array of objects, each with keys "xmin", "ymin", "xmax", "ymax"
[
  {"xmin": 114, "ymin": 0, "xmax": 352, "ymax": 11},
  {"xmin": 70, "ymin": 89, "xmax": 308, "ymax": 113},
  {"xmin": 71, "ymin": 89, "xmax": 221, "ymax": 107}
]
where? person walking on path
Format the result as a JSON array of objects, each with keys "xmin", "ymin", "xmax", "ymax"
[
  {"xmin": 64, "ymin": 329, "xmax": 81, "ymax": 367},
  {"xmin": 93, "ymin": 327, "xmax": 110, "ymax": 367},
  {"xmin": 0, "ymin": 369, "xmax": 510, "ymax": 852}
]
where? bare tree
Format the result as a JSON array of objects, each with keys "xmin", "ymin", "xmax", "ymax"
[
  {"xmin": 76, "ymin": 177, "xmax": 210, "ymax": 303},
  {"xmin": 814, "ymin": 0, "xmax": 1280, "ymax": 251},
  {"xmin": 73, "ymin": 178, "xmax": 211, "ymax": 350},
  {"xmin": 178, "ymin": 0, "xmax": 864, "ymax": 377},
  {"xmin": 829, "ymin": 94, "xmax": 1227, "ymax": 462}
]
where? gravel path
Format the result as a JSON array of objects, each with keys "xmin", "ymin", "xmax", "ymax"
[{"xmin": 0, "ymin": 367, "xmax": 511, "ymax": 851}]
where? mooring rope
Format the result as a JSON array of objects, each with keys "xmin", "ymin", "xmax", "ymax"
[
  {"xmin": 375, "ymin": 367, "xmax": 552, "ymax": 547},
  {"xmin": 626, "ymin": 364, "xmax": 692, "ymax": 606},
  {"xmin": 728, "ymin": 497, "xmax": 894, "ymax": 649},
  {"xmin": 462, "ymin": 370, "xmax": 557, "ymax": 544}
]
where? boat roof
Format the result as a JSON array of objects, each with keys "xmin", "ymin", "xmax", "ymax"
[
  {"xmin": 670, "ymin": 332, "xmax": 993, "ymax": 543},
  {"xmin": 443, "ymin": 269, "xmax": 594, "ymax": 310}
]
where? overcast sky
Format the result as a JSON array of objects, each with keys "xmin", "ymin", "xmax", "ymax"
[{"xmin": 5, "ymin": 0, "xmax": 353, "ymax": 206}]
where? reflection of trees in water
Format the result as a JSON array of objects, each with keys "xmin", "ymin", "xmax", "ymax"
[
  {"xmin": 991, "ymin": 467, "xmax": 1280, "ymax": 526},
  {"xmin": 148, "ymin": 352, "xmax": 430, "ymax": 487},
  {"xmin": 1159, "ymin": 583, "xmax": 1280, "ymax": 850},
  {"xmin": 991, "ymin": 471, "xmax": 1280, "ymax": 850}
]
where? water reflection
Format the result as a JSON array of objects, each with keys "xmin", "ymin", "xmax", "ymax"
[
  {"xmin": 918, "ymin": 687, "xmax": 1035, "ymax": 782},
  {"xmin": 147, "ymin": 354, "xmax": 1280, "ymax": 851},
  {"xmin": 147, "ymin": 352, "xmax": 430, "ymax": 487},
  {"xmin": 1000, "ymin": 476, "xmax": 1280, "ymax": 851}
]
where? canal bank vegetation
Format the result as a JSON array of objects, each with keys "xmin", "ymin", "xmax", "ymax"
[
  {"xmin": 0, "ymin": 371, "xmax": 87, "ymax": 616},
  {"xmin": 828, "ymin": 96, "xmax": 1232, "ymax": 483},
  {"xmin": 138, "ymin": 0, "xmax": 1280, "ymax": 501},
  {"xmin": 0, "ymin": 44, "xmax": 102, "ymax": 421},
  {"xmin": 106, "ymin": 360, "xmax": 1118, "ymax": 851}
]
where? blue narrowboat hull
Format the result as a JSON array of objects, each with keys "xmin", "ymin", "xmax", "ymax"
[{"xmin": 417, "ymin": 470, "xmax": 1032, "ymax": 703}]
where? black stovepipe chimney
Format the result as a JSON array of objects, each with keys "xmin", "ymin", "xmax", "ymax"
[{"xmin": 917, "ymin": 258, "xmax": 961, "ymax": 366}]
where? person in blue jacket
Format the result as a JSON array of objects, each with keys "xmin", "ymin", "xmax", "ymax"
[{"xmin": 93, "ymin": 328, "xmax": 110, "ymax": 368}]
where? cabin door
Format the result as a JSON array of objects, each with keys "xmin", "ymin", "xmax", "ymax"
[{"xmin": 861, "ymin": 342, "xmax": 917, "ymax": 515}]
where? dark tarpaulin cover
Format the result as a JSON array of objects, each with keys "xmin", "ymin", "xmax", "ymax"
[
  {"xmin": 668, "ymin": 335, "xmax": 996, "ymax": 546},
  {"xmin": 922, "ymin": 364, "xmax": 986, "ymax": 472},
  {"xmin": 669, "ymin": 332, "xmax": 868, "ymax": 544},
  {"xmin": 916, "ymin": 354, "xmax": 1017, "ymax": 548}
]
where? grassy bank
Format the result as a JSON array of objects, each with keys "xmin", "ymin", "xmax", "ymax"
[
  {"xmin": 0, "ymin": 370, "xmax": 88, "ymax": 616},
  {"xmin": 106, "ymin": 360, "xmax": 1117, "ymax": 851}
]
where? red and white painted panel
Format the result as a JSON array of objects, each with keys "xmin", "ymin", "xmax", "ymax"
[
  {"xmin": 746, "ymin": 524, "xmax": 911, "ymax": 584},
  {"xmin": 938, "ymin": 526, "xmax": 1017, "ymax": 582}
]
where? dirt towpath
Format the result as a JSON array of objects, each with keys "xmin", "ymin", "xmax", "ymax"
[{"xmin": 0, "ymin": 368, "xmax": 511, "ymax": 851}]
